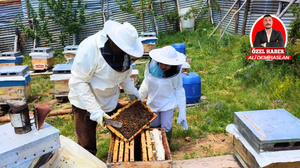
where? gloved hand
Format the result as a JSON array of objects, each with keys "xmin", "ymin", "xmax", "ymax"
[
  {"xmin": 177, "ymin": 103, "xmax": 188, "ymax": 130},
  {"xmin": 177, "ymin": 117, "xmax": 188, "ymax": 130},
  {"xmin": 134, "ymin": 92, "xmax": 141, "ymax": 101},
  {"xmin": 128, "ymin": 93, "xmax": 141, "ymax": 102},
  {"xmin": 89, "ymin": 109, "xmax": 111, "ymax": 127}
]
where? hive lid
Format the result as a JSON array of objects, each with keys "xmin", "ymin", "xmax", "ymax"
[
  {"xmin": 140, "ymin": 36, "xmax": 158, "ymax": 42},
  {"xmin": 0, "ymin": 52, "xmax": 22, "ymax": 57},
  {"xmin": 140, "ymin": 32, "xmax": 156, "ymax": 37},
  {"xmin": 234, "ymin": 109, "xmax": 300, "ymax": 152},
  {"xmin": 0, "ymin": 65, "xmax": 29, "ymax": 77},
  {"xmin": 106, "ymin": 100, "xmax": 157, "ymax": 142},
  {"xmin": 235, "ymin": 109, "xmax": 300, "ymax": 142},
  {"xmin": 31, "ymin": 47, "xmax": 53, "ymax": 53},
  {"xmin": 52, "ymin": 64, "xmax": 72, "ymax": 74},
  {"xmin": 64, "ymin": 45, "xmax": 79, "ymax": 51}
]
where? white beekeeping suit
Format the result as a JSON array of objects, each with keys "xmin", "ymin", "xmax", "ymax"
[
  {"xmin": 69, "ymin": 20, "xmax": 143, "ymax": 125},
  {"xmin": 139, "ymin": 46, "xmax": 188, "ymax": 130}
]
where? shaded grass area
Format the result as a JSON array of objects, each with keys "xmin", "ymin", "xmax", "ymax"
[{"xmin": 21, "ymin": 19, "xmax": 300, "ymax": 162}]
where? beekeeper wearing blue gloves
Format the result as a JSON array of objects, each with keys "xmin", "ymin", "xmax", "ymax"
[
  {"xmin": 68, "ymin": 20, "xmax": 143, "ymax": 155},
  {"xmin": 139, "ymin": 46, "xmax": 188, "ymax": 143}
]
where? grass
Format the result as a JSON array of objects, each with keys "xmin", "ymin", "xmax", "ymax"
[{"xmin": 9, "ymin": 18, "xmax": 300, "ymax": 162}]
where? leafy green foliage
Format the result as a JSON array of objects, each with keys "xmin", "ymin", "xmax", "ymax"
[
  {"xmin": 115, "ymin": 0, "xmax": 153, "ymax": 31},
  {"xmin": 287, "ymin": 5, "xmax": 300, "ymax": 77},
  {"xmin": 14, "ymin": 0, "xmax": 53, "ymax": 46},
  {"xmin": 239, "ymin": 35, "xmax": 252, "ymax": 66},
  {"xmin": 165, "ymin": 8, "xmax": 180, "ymax": 25},
  {"xmin": 42, "ymin": 0, "xmax": 87, "ymax": 46},
  {"xmin": 53, "ymin": 49, "xmax": 66, "ymax": 64}
]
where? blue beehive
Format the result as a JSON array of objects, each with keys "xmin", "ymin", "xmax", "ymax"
[
  {"xmin": 52, "ymin": 64, "xmax": 72, "ymax": 74},
  {"xmin": 0, "ymin": 65, "xmax": 31, "ymax": 102},
  {"xmin": 140, "ymin": 32, "xmax": 157, "ymax": 53},
  {"xmin": 172, "ymin": 43, "xmax": 186, "ymax": 55},
  {"xmin": 0, "ymin": 52, "xmax": 23, "ymax": 67},
  {"xmin": 181, "ymin": 72, "xmax": 201, "ymax": 104},
  {"xmin": 140, "ymin": 32, "xmax": 157, "ymax": 44},
  {"xmin": 63, "ymin": 45, "xmax": 78, "ymax": 62},
  {"xmin": 0, "ymin": 65, "xmax": 30, "ymax": 87},
  {"xmin": 50, "ymin": 64, "xmax": 72, "ymax": 98}
]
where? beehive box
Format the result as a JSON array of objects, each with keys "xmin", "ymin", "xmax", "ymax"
[
  {"xmin": 0, "ymin": 122, "xmax": 61, "ymax": 168},
  {"xmin": 50, "ymin": 64, "xmax": 72, "ymax": 98},
  {"xmin": 0, "ymin": 52, "xmax": 23, "ymax": 68},
  {"xmin": 107, "ymin": 128, "xmax": 172, "ymax": 168},
  {"xmin": 234, "ymin": 109, "xmax": 300, "ymax": 153},
  {"xmin": 233, "ymin": 136, "xmax": 300, "ymax": 168},
  {"xmin": 63, "ymin": 45, "xmax": 78, "ymax": 61},
  {"xmin": 0, "ymin": 65, "xmax": 31, "ymax": 104},
  {"xmin": 107, "ymin": 100, "xmax": 157, "ymax": 142},
  {"xmin": 29, "ymin": 47, "xmax": 54, "ymax": 70},
  {"xmin": 141, "ymin": 32, "xmax": 157, "ymax": 53}
]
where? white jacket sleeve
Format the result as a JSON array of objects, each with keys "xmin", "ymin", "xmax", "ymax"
[
  {"xmin": 68, "ymin": 42, "xmax": 102, "ymax": 113},
  {"xmin": 138, "ymin": 70, "xmax": 149, "ymax": 101},
  {"xmin": 120, "ymin": 72, "xmax": 141, "ymax": 100},
  {"xmin": 174, "ymin": 75, "xmax": 188, "ymax": 130}
]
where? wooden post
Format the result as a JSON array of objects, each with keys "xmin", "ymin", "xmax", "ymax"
[
  {"xmin": 101, "ymin": 0, "xmax": 106, "ymax": 22},
  {"xmin": 235, "ymin": 0, "xmax": 240, "ymax": 34},
  {"xmin": 208, "ymin": 0, "xmax": 214, "ymax": 25},
  {"xmin": 278, "ymin": 0, "xmax": 296, "ymax": 18},
  {"xmin": 194, "ymin": 0, "xmax": 207, "ymax": 20},
  {"xmin": 209, "ymin": 0, "xmax": 239, "ymax": 38},
  {"xmin": 151, "ymin": 4, "xmax": 159, "ymax": 36},
  {"xmin": 220, "ymin": 0, "xmax": 248, "ymax": 39},
  {"xmin": 241, "ymin": 0, "xmax": 250, "ymax": 35},
  {"xmin": 176, "ymin": 0, "xmax": 182, "ymax": 31}
]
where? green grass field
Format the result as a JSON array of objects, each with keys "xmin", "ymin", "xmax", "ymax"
[{"xmin": 17, "ymin": 18, "xmax": 300, "ymax": 162}]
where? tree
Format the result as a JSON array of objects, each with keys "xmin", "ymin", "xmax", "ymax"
[
  {"xmin": 42, "ymin": 0, "xmax": 87, "ymax": 46},
  {"xmin": 14, "ymin": 0, "xmax": 53, "ymax": 48},
  {"xmin": 115, "ymin": 0, "xmax": 153, "ymax": 32}
]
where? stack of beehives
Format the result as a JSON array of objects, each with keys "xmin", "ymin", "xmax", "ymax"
[
  {"xmin": 62, "ymin": 45, "xmax": 78, "ymax": 64},
  {"xmin": 29, "ymin": 47, "xmax": 54, "ymax": 71},
  {"xmin": 0, "ymin": 52, "xmax": 23, "ymax": 68},
  {"xmin": 0, "ymin": 65, "xmax": 31, "ymax": 106},
  {"xmin": 50, "ymin": 64, "xmax": 72, "ymax": 99}
]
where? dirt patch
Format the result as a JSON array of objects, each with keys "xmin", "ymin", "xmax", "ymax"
[{"xmin": 172, "ymin": 133, "xmax": 234, "ymax": 160}]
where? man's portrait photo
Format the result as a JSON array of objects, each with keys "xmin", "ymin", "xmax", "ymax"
[{"xmin": 251, "ymin": 14, "xmax": 287, "ymax": 48}]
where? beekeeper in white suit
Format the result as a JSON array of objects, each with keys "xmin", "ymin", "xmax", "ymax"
[
  {"xmin": 139, "ymin": 46, "xmax": 188, "ymax": 143},
  {"xmin": 68, "ymin": 20, "xmax": 143, "ymax": 155}
]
